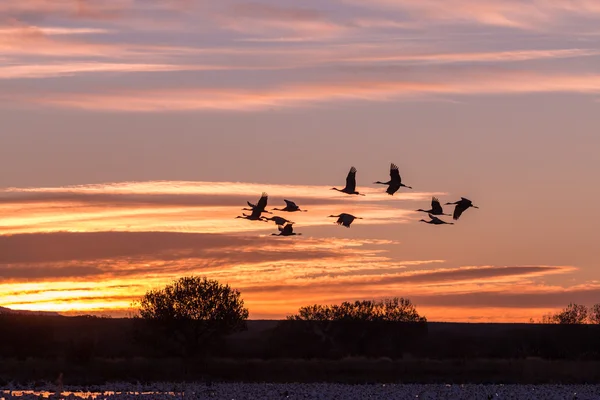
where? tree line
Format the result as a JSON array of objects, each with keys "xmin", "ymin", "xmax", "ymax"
[
  {"xmin": 532, "ymin": 303, "xmax": 600, "ymax": 324},
  {"xmin": 133, "ymin": 275, "xmax": 427, "ymax": 358}
]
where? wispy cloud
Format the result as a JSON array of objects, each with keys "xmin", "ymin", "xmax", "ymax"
[
  {"xmin": 18, "ymin": 69, "xmax": 600, "ymax": 112},
  {"xmin": 0, "ymin": 229, "xmax": 582, "ymax": 321},
  {"xmin": 343, "ymin": 0, "xmax": 600, "ymax": 31},
  {"xmin": 0, "ymin": 63, "xmax": 243, "ymax": 79},
  {"xmin": 0, "ymin": 180, "xmax": 439, "ymax": 234}
]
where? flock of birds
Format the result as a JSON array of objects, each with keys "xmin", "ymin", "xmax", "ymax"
[{"xmin": 236, "ymin": 163, "xmax": 479, "ymax": 236}]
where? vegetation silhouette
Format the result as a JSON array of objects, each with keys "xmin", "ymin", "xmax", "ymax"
[
  {"xmin": 270, "ymin": 298, "xmax": 427, "ymax": 359},
  {"xmin": 133, "ymin": 276, "xmax": 249, "ymax": 358},
  {"xmin": 534, "ymin": 303, "xmax": 594, "ymax": 324},
  {"xmin": 287, "ymin": 298, "xmax": 427, "ymax": 322}
]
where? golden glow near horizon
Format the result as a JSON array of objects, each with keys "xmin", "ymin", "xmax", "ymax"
[
  {"xmin": 1, "ymin": 1, "xmax": 600, "ymax": 322},
  {"xmin": 0, "ymin": 180, "xmax": 592, "ymax": 322}
]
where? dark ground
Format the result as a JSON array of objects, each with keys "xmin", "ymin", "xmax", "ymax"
[{"xmin": 2, "ymin": 315, "xmax": 600, "ymax": 385}]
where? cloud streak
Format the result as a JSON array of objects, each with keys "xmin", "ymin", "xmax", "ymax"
[
  {"xmin": 0, "ymin": 180, "xmax": 438, "ymax": 234},
  {"xmin": 19, "ymin": 70, "xmax": 600, "ymax": 111},
  {"xmin": 0, "ymin": 229, "xmax": 581, "ymax": 321}
]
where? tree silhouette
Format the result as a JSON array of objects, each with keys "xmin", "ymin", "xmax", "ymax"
[
  {"xmin": 538, "ymin": 303, "xmax": 589, "ymax": 324},
  {"xmin": 287, "ymin": 297, "xmax": 426, "ymax": 322},
  {"xmin": 589, "ymin": 303, "xmax": 600, "ymax": 324},
  {"xmin": 273, "ymin": 298, "xmax": 426, "ymax": 358},
  {"xmin": 135, "ymin": 276, "xmax": 249, "ymax": 357}
]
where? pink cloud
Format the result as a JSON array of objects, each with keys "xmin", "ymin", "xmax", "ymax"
[
  {"xmin": 344, "ymin": 0, "xmax": 600, "ymax": 30},
  {"xmin": 19, "ymin": 70, "xmax": 600, "ymax": 112}
]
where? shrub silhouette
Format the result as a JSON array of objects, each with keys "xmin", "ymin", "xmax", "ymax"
[
  {"xmin": 270, "ymin": 298, "xmax": 427, "ymax": 358},
  {"xmin": 589, "ymin": 304, "xmax": 600, "ymax": 324},
  {"xmin": 287, "ymin": 298, "xmax": 427, "ymax": 322},
  {"xmin": 134, "ymin": 276, "xmax": 249, "ymax": 357},
  {"xmin": 536, "ymin": 303, "xmax": 589, "ymax": 324}
]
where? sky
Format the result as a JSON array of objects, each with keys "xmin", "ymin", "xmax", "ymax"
[{"xmin": 0, "ymin": 0, "xmax": 599, "ymax": 322}]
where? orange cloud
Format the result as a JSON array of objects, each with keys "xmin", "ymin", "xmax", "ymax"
[
  {"xmin": 1, "ymin": 228, "xmax": 583, "ymax": 321},
  {"xmin": 0, "ymin": 181, "xmax": 438, "ymax": 235}
]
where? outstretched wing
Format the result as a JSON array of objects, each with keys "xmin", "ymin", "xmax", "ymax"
[
  {"xmin": 247, "ymin": 201, "xmax": 256, "ymax": 208},
  {"xmin": 390, "ymin": 163, "xmax": 400, "ymax": 182},
  {"xmin": 431, "ymin": 197, "xmax": 443, "ymax": 214},
  {"xmin": 345, "ymin": 166, "xmax": 357, "ymax": 192},
  {"xmin": 250, "ymin": 206, "xmax": 263, "ymax": 219},
  {"xmin": 283, "ymin": 224, "xmax": 293, "ymax": 234},
  {"xmin": 283, "ymin": 199, "xmax": 297, "ymax": 208},
  {"xmin": 460, "ymin": 197, "xmax": 472, "ymax": 205},
  {"xmin": 386, "ymin": 183, "xmax": 400, "ymax": 195},
  {"xmin": 428, "ymin": 213, "xmax": 441, "ymax": 223},
  {"xmin": 453, "ymin": 204, "xmax": 467, "ymax": 220},
  {"xmin": 256, "ymin": 192, "xmax": 268, "ymax": 210}
]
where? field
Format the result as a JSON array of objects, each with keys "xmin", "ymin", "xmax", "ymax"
[{"xmin": 2, "ymin": 315, "xmax": 600, "ymax": 385}]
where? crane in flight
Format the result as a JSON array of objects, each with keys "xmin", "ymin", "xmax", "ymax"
[
  {"xmin": 419, "ymin": 214, "xmax": 454, "ymax": 225},
  {"xmin": 272, "ymin": 223, "xmax": 302, "ymax": 236},
  {"xmin": 272, "ymin": 199, "xmax": 307, "ymax": 212},
  {"xmin": 236, "ymin": 204, "xmax": 267, "ymax": 221},
  {"xmin": 331, "ymin": 167, "xmax": 365, "ymax": 196},
  {"xmin": 374, "ymin": 163, "xmax": 412, "ymax": 195},
  {"xmin": 328, "ymin": 213, "xmax": 362, "ymax": 228},
  {"xmin": 242, "ymin": 192, "xmax": 272, "ymax": 214},
  {"xmin": 445, "ymin": 197, "xmax": 479, "ymax": 220},
  {"xmin": 263, "ymin": 216, "xmax": 294, "ymax": 226},
  {"xmin": 416, "ymin": 197, "xmax": 451, "ymax": 216}
]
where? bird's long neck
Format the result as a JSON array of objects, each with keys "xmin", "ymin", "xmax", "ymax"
[
  {"xmin": 374, "ymin": 181, "xmax": 389, "ymax": 185},
  {"xmin": 416, "ymin": 209, "xmax": 427, "ymax": 212},
  {"xmin": 331, "ymin": 188, "xmax": 342, "ymax": 192},
  {"xmin": 401, "ymin": 184, "xmax": 412, "ymax": 189}
]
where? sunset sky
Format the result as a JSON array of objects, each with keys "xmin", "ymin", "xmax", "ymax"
[{"xmin": 1, "ymin": 0, "xmax": 599, "ymax": 322}]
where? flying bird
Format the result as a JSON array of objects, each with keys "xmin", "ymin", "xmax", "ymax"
[
  {"xmin": 273, "ymin": 199, "xmax": 307, "ymax": 212},
  {"xmin": 328, "ymin": 213, "xmax": 362, "ymax": 228},
  {"xmin": 263, "ymin": 216, "xmax": 294, "ymax": 226},
  {"xmin": 331, "ymin": 166, "xmax": 365, "ymax": 196},
  {"xmin": 236, "ymin": 207, "xmax": 266, "ymax": 221},
  {"xmin": 416, "ymin": 197, "xmax": 451, "ymax": 216},
  {"xmin": 374, "ymin": 163, "xmax": 412, "ymax": 195},
  {"xmin": 272, "ymin": 223, "xmax": 302, "ymax": 236},
  {"xmin": 445, "ymin": 197, "xmax": 479, "ymax": 220},
  {"xmin": 242, "ymin": 192, "xmax": 272, "ymax": 214},
  {"xmin": 419, "ymin": 213, "xmax": 454, "ymax": 225}
]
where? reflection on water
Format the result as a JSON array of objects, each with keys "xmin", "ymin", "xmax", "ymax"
[{"xmin": 1, "ymin": 391, "xmax": 185, "ymax": 399}]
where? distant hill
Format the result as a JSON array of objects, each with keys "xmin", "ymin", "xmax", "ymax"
[{"xmin": 0, "ymin": 306, "xmax": 61, "ymax": 316}]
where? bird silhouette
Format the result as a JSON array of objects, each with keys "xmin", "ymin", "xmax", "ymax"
[
  {"xmin": 331, "ymin": 166, "xmax": 365, "ymax": 196},
  {"xmin": 328, "ymin": 213, "xmax": 362, "ymax": 228},
  {"xmin": 419, "ymin": 213, "xmax": 454, "ymax": 225},
  {"xmin": 374, "ymin": 163, "xmax": 412, "ymax": 195},
  {"xmin": 272, "ymin": 223, "xmax": 302, "ymax": 236},
  {"xmin": 263, "ymin": 216, "xmax": 294, "ymax": 226},
  {"xmin": 273, "ymin": 199, "xmax": 307, "ymax": 212},
  {"xmin": 242, "ymin": 192, "xmax": 272, "ymax": 214},
  {"xmin": 236, "ymin": 206, "xmax": 266, "ymax": 221},
  {"xmin": 445, "ymin": 197, "xmax": 479, "ymax": 220},
  {"xmin": 416, "ymin": 197, "xmax": 451, "ymax": 216}
]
